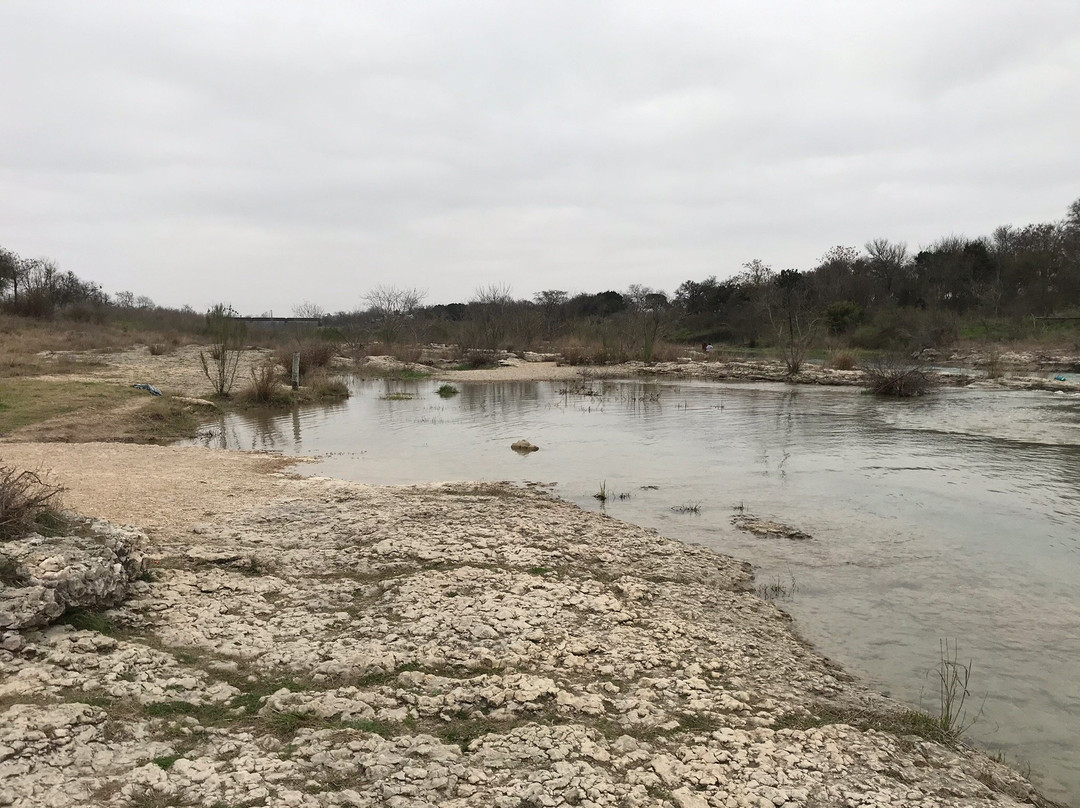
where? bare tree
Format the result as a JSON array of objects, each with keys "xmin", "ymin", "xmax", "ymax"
[
  {"xmin": 0, "ymin": 250, "xmax": 32, "ymax": 302},
  {"xmin": 533, "ymin": 289, "xmax": 568, "ymax": 340},
  {"xmin": 363, "ymin": 285, "xmax": 425, "ymax": 345},
  {"xmin": 769, "ymin": 269, "xmax": 818, "ymax": 376},
  {"xmin": 0, "ymin": 248, "xmax": 17, "ymax": 299},
  {"xmin": 624, "ymin": 284, "xmax": 673, "ymax": 362},
  {"xmin": 199, "ymin": 304, "xmax": 248, "ymax": 396},
  {"xmin": 865, "ymin": 238, "xmax": 909, "ymax": 298},
  {"xmin": 467, "ymin": 284, "xmax": 515, "ymax": 351},
  {"xmin": 292, "ymin": 301, "xmax": 326, "ymax": 320}
]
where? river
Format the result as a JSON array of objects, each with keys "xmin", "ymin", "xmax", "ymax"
[{"xmin": 187, "ymin": 376, "xmax": 1080, "ymax": 804}]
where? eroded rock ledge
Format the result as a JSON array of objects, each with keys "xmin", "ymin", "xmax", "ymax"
[
  {"xmin": 0, "ymin": 480, "xmax": 1055, "ymax": 808},
  {"xmin": 0, "ymin": 521, "xmax": 146, "ymax": 644}
]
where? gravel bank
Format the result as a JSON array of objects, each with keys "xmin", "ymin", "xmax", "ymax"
[{"xmin": 0, "ymin": 458, "xmax": 1055, "ymax": 808}]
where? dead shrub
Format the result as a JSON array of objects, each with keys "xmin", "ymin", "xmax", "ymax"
[
  {"xmin": 829, "ymin": 350, "xmax": 858, "ymax": 370},
  {"xmin": 275, "ymin": 340, "xmax": 338, "ymax": 381},
  {"xmin": 555, "ymin": 340, "xmax": 593, "ymax": 366},
  {"xmin": 1, "ymin": 466, "xmax": 65, "ymax": 541},
  {"xmin": 306, "ymin": 371, "xmax": 350, "ymax": 400},
  {"xmin": 453, "ymin": 349, "xmax": 500, "ymax": 370},
  {"xmin": 650, "ymin": 342, "xmax": 683, "ymax": 363},
  {"xmin": 238, "ymin": 363, "xmax": 289, "ymax": 406},
  {"xmin": 390, "ymin": 344, "xmax": 422, "ymax": 364},
  {"xmin": 147, "ymin": 343, "xmax": 174, "ymax": 356},
  {"xmin": 864, "ymin": 356, "xmax": 936, "ymax": 397}
]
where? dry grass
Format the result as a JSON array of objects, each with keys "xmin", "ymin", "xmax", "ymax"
[
  {"xmin": 828, "ymin": 350, "xmax": 858, "ymax": 370},
  {"xmin": 0, "ymin": 379, "xmax": 141, "ymax": 436},
  {"xmin": 236, "ymin": 363, "xmax": 290, "ymax": 406},
  {"xmin": 304, "ymin": 371, "xmax": 350, "ymax": 400},
  {"xmin": 0, "ymin": 379, "xmax": 202, "ymax": 443},
  {"xmin": 0, "ymin": 314, "xmax": 196, "ymax": 377},
  {"xmin": 390, "ymin": 344, "xmax": 423, "ymax": 363},
  {"xmin": 274, "ymin": 340, "xmax": 339, "ymax": 381},
  {"xmin": 0, "ymin": 465, "xmax": 65, "ymax": 541}
]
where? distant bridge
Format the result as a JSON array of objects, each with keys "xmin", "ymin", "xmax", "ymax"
[{"xmin": 233, "ymin": 316, "xmax": 323, "ymax": 328}]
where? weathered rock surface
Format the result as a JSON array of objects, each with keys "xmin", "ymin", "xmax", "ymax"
[
  {"xmin": 0, "ymin": 521, "xmax": 146, "ymax": 634},
  {"xmin": 510, "ymin": 440, "xmax": 540, "ymax": 453},
  {"xmin": 0, "ymin": 480, "xmax": 1054, "ymax": 807}
]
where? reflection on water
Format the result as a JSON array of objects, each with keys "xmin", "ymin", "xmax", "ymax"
[{"xmin": 188, "ymin": 378, "xmax": 1080, "ymax": 804}]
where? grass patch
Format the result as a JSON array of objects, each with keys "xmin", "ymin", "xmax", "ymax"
[
  {"xmin": 0, "ymin": 379, "xmax": 139, "ymax": 436},
  {"xmin": 260, "ymin": 709, "xmax": 398, "ymax": 739},
  {"xmin": 229, "ymin": 676, "xmax": 312, "ymax": 714},
  {"xmin": 62, "ymin": 608, "xmax": 116, "ymax": 635},
  {"xmin": 152, "ymin": 754, "xmax": 182, "ymax": 770},
  {"xmin": 380, "ymin": 391, "xmax": 416, "ymax": 401},
  {"xmin": 437, "ymin": 715, "xmax": 515, "ymax": 750},
  {"xmin": 0, "ymin": 379, "xmax": 201, "ymax": 443},
  {"xmin": 436, "ymin": 383, "xmax": 459, "ymax": 397},
  {"xmin": 303, "ymin": 372, "xmax": 350, "ymax": 401},
  {"xmin": 126, "ymin": 397, "xmax": 200, "ymax": 443},
  {"xmin": 676, "ymin": 711, "xmax": 724, "ymax": 734},
  {"xmin": 773, "ymin": 703, "xmax": 957, "ymax": 745}
]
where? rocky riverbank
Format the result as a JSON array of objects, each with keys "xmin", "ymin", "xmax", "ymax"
[{"xmin": 0, "ymin": 462, "xmax": 1057, "ymax": 808}]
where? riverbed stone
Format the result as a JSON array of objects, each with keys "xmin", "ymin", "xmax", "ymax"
[{"xmin": 0, "ymin": 478, "xmax": 1052, "ymax": 807}]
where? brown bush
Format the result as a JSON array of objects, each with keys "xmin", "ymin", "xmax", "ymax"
[
  {"xmin": 649, "ymin": 342, "xmax": 684, "ymax": 363},
  {"xmin": 275, "ymin": 340, "xmax": 338, "ymax": 381},
  {"xmin": 306, "ymin": 370, "xmax": 350, "ymax": 400},
  {"xmin": 1, "ymin": 466, "xmax": 64, "ymax": 541},
  {"xmin": 829, "ymin": 350, "xmax": 858, "ymax": 370},
  {"xmin": 237, "ymin": 362, "xmax": 289, "ymax": 406},
  {"xmin": 390, "ymin": 344, "xmax": 422, "ymax": 364},
  {"xmin": 864, "ymin": 357, "xmax": 936, "ymax": 397}
]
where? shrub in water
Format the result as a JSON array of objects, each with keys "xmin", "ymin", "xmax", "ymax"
[
  {"xmin": 275, "ymin": 340, "xmax": 338, "ymax": 381},
  {"xmin": 864, "ymin": 356, "xmax": 936, "ymax": 397}
]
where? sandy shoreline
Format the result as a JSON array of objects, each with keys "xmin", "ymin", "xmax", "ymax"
[
  {"xmin": 0, "ymin": 441, "xmax": 1060, "ymax": 807},
  {"xmin": 20, "ymin": 343, "xmax": 1080, "ymax": 402}
]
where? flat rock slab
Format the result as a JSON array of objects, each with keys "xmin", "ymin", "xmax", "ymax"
[
  {"xmin": 732, "ymin": 513, "xmax": 812, "ymax": 540},
  {"xmin": 0, "ymin": 479, "xmax": 1048, "ymax": 808}
]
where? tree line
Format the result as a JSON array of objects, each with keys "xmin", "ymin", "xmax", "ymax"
[{"xmin": 4, "ymin": 198, "xmax": 1079, "ymax": 358}]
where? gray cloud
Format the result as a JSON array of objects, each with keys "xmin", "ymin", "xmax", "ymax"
[{"xmin": 1, "ymin": 0, "xmax": 1078, "ymax": 312}]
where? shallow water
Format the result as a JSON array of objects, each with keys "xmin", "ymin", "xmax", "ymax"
[{"xmin": 188, "ymin": 378, "xmax": 1080, "ymax": 804}]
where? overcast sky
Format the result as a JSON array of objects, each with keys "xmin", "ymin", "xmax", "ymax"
[{"xmin": 1, "ymin": 1, "xmax": 1078, "ymax": 313}]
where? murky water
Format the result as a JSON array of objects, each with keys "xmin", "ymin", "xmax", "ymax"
[{"xmin": 188, "ymin": 378, "xmax": 1080, "ymax": 804}]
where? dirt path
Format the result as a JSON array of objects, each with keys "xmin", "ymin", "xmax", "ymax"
[{"xmin": 0, "ymin": 442, "xmax": 299, "ymax": 542}]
